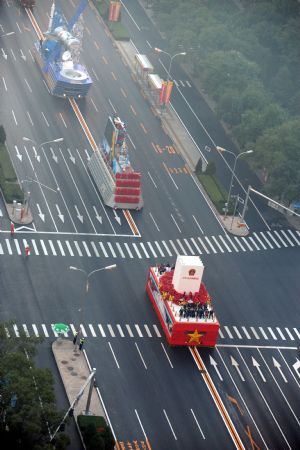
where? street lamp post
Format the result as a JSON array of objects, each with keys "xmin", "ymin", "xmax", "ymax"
[
  {"xmin": 154, "ymin": 47, "xmax": 187, "ymax": 81},
  {"xmin": 216, "ymin": 146, "xmax": 253, "ymax": 219},
  {"xmin": 69, "ymin": 264, "xmax": 117, "ymax": 336},
  {"xmin": 22, "ymin": 137, "xmax": 64, "ymax": 161}
]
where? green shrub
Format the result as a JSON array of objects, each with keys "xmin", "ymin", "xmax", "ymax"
[
  {"xmin": 205, "ymin": 161, "xmax": 216, "ymax": 176},
  {"xmin": 0, "ymin": 125, "xmax": 6, "ymax": 144},
  {"xmin": 0, "ymin": 144, "xmax": 24, "ymax": 203},
  {"xmin": 108, "ymin": 21, "xmax": 130, "ymax": 41},
  {"xmin": 92, "ymin": 0, "xmax": 109, "ymax": 17},
  {"xmin": 77, "ymin": 415, "xmax": 115, "ymax": 450},
  {"xmin": 198, "ymin": 173, "xmax": 233, "ymax": 214}
]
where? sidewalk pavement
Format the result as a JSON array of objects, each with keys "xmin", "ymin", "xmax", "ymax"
[
  {"xmin": 52, "ymin": 338, "xmax": 107, "ymax": 420},
  {"xmin": 6, "ymin": 203, "xmax": 33, "ymax": 225}
]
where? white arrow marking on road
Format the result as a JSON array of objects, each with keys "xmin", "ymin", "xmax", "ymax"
[
  {"xmin": 74, "ymin": 205, "xmax": 83, "ymax": 223},
  {"xmin": 231, "ymin": 356, "xmax": 245, "ymax": 381},
  {"xmin": 192, "ymin": 215, "xmax": 204, "ymax": 234},
  {"xmin": 113, "ymin": 209, "xmax": 121, "ymax": 225},
  {"xmin": 293, "ymin": 359, "xmax": 300, "ymax": 378},
  {"xmin": 85, "ymin": 149, "xmax": 90, "ymax": 161},
  {"xmin": 36, "ymin": 203, "xmax": 45, "ymax": 222},
  {"xmin": 31, "ymin": 145, "xmax": 40, "ymax": 162},
  {"xmin": 67, "ymin": 148, "xmax": 75, "ymax": 164},
  {"xmin": 252, "ymin": 357, "xmax": 266, "ymax": 382},
  {"xmin": 14, "ymin": 145, "xmax": 22, "ymax": 162},
  {"xmin": 20, "ymin": 49, "xmax": 26, "ymax": 61},
  {"xmin": 93, "ymin": 206, "xmax": 102, "ymax": 224},
  {"xmin": 209, "ymin": 356, "xmax": 223, "ymax": 381},
  {"xmin": 0, "ymin": 209, "xmax": 3, "ymax": 217},
  {"xmin": 272, "ymin": 357, "xmax": 287, "ymax": 383},
  {"xmin": 50, "ymin": 147, "xmax": 58, "ymax": 163},
  {"xmin": 171, "ymin": 214, "xmax": 182, "ymax": 233},
  {"xmin": 1, "ymin": 48, "xmax": 8, "ymax": 60},
  {"xmin": 55, "ymin": 204, "xmax": 64, "ymax": 223}
]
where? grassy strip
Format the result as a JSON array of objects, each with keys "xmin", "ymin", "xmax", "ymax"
[
  {"xmin": 92, "ymin": 0, "xmax": 130, "ymax": 40},
  {"xmin": 197, "ymin": 173, "xmax": 233, "ymax": 214},
  {"xmin": 0, "ymin": 143, "xmax": 23, "ymax": 203}
]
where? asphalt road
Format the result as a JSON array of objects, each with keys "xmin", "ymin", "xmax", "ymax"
[{"xmin": 0, "ymin": 1, "xmax": 299, "ymax": 449}]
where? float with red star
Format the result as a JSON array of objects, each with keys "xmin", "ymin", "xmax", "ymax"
[{"xmin": 146, "ymin": 255, "xmax": 220, "ymax": 347}]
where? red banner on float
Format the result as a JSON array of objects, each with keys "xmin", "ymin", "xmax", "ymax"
[
  {"xmin": 109, "ymin": 1, "xmax": 121, "ymax": 22},
  {"xmin": 159, "ymin": 81, "xmax": 167, "ymax": 105},
  {"xmin": 164, "ymin": 80, "xmax": 174, "ymax": 104}
]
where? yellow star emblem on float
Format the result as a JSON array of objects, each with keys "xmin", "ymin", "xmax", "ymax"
[{"xmin": 187, "ymin": 329, "xmax": 204, "ymax": 345}]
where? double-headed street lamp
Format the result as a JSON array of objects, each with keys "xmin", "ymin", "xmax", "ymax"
[
  {"xmin": 154, "ymin": 47, "xmax": 187, "ymax": 81},
  {"xmin": 216, "ymin": 146, "xmax": 253, "ymax": 219},
  {"xmin": 69, "ymin": 264, "xmax": 117, "ymax": 335},
  {"xmin": 22, "ymin": 137, "xmax": 64, "ymax": 161}
]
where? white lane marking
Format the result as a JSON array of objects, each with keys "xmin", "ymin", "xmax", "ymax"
[
  {"xmin": 65, "ymin": 240, "xmax": 74, "ymax": 256},
  {"xmin": 147, "ymin": 242, "xmax": 158, "ymax": 258},
  {"xmin": 108, "ymin": 98, "xmax": 116, "ymax": 113},
  {"xmin": 242, "ymin": 327, "xmax": 251, "ymax": 339},
  {"xmin": 218, "ymin": 235, "xmax": 232, "ymax": 252},
  {"xmin": 153, "ymin": 324, "xmax": 161, "ymax": 337},
  {"xmin": 82, "ymin": 241, "xmax": 91, "ymax": 257},
  {"xmin": 90, "ymin": 97, "xmax": 98, "ymax": 112},
  {"xmin": 148, "ymin": 172, "xmax": 157, "ymax": 189},
  {"xmin": 98, "ymin": 324, "xmax": 106, "ymax": 337},
  {"xmin": 183, "ymin": 238, "xmax": 195, "ymax": 255},
  {"xmin": 225, "ymin": 235, "xmax": 239, "ymax": 252},
  {"xmin": 31, "ymin": 239, "xmax": 39, "ymax": 255},
  {"xmin": 5, "ymin": 239, "xmax": 12, "ymax": 255},
  {"xmin": 161, "ymin": 343, "xmax": 174, "ymax": 368},
  {"xmin": 234, "ymin": 237, "xmax": 246, "ymax": 251},
  {"xmin": 32, "ymin": 324, "xmax": 39, "ymax": 337},
  {"xmin": 90, "ymin": 241, "xmax": 100, "ymax": 257},
  {"xmin": 40, "ymin": 240, "xmax": 48, "ymax": 255},
  {"xmin": 124, "ymin": 243, "xmax": 134, "ymax": 258},
  {"xmin": 89, "ymin": 324, "xmax": 97, "ymax": 337},
  {"xmin": 267, "ymin": 231, "xmax": 281, "ymax": 248},
  {"xmin": 116, "ymin": 243, "xmax": 125, "ymax": 258},
  {"xmin": 117, "ymin": 324, "xmax": 125, "ymax": 337},
  {"xmin": 132, "ymin": 243, "xmax": 142, "ymax": 258},
  {"xmin": 163, "ymin": 409, "xmax": 177, "ymax": 440},
  {"xmin": 135, "ymin": 324, "xmax": 143, "ymax": 337},
  {"xmin": 126, "ymin": 324, "xmax": 134, "ymax": 337},
  {"xmin": 268, "ymin": 327, "xmax": 277, "ymax": 340},
  {"xmin": 276, "ymin": 327, "xmax": 286, "ymax": 340},
  {"xmin": 176, "ymin": 239, "xmax": 187, "ymax": 255},
  {"xmin": 59, "ymin": 112, "xmax": 67, "ymax": 128},
  {"xmin": 135, "ymin": 342, "xmax": 147, "ymax": 369},
  {"xmin": 99, "ymin": 242, "xmax": 109, "ymax": 257},
  {"xmin": 171, "ymin": 214, "xmax": 181, "ymax": 232},
  {"xmin": 144, "ymin": 325, "xmax": 152, "ymax": 337},
  {"xmin": 259, "ymin": 327, "xmax": 268, "ymax": 340},
  {"xmin": 2, "ymin": 77, "xmax": 7, "ymax": 91},
  {"xmin": 224, "ymin": 326, "xmax": 233, "ymax": 339},
  {"xmin": 42, "ymin": 324, "xmax": 49, "ymax": 337},
  {"xmin": 190, "ymin": 237, "xmax": 202, "ymax": 254},
  {"xmin": 127, "ymin": 133, "xmax": 136, "ymax": 149},
  {"xmin": 179, "ymin": 80, "xmax": 185, "ymax": 86},
  {"xmin": 122, "ymin": 2, "xmax": 141, "ymax": 30},
  {"xmin": 253, "ymin": 232, "xmax": 267, "ymax": 250},
  {"xmin": 107, "ymin": 242, "xmax": 117, "ymax": 258},
  {"xmin": 155, "ymin": 241, "xmax": 165, "ymax": 257},
  {"xmin": 162, "ymin": 240, "xmax": 172, "ymax": 256},
  {"xmin": 135, "ymin": 409, "xmax": 149, "ymax": 441},
  {"xmin": 107, "ymin": 324, "xmax": 115, "ymax": 337},
  {"xmin": 146, "ymin": 40, "xmax": 152, "ymax": 48},
  {"xmin": 28, "ymin": 49, "xmax": 34, "ymax": 61},
  {"xmin": 273, "ymin": 230, "xmax": 288, "ymax": 247},
  {"xmin": 287, "ymin": 229, "xmax": 300, "ymax": 245},
  {"xmin": 285, "ymin": 328, "xmax": 294, "ymax": 340},
  {"xmin": 42, "ymin": 112, "xmax": 49, "ymax": 126},
  {"xmin": 197, "ymin": 237, "xmax": 209, "ymax": 253},
  {"xmin": 12, "ymin": 109, "xmax": 18, "ymax": 125},
  {"xmin": 108, "ymin": 342, "xmax": 120, "ymax": 369},
  {"xmin": 10, "ymin": 49, "xmax": 16, "ymax": 61},
  {"xmin": 250, "ymin": 327, "xmax": 260, "ymax": 339},
  {"xmin": 192, "ymin": 215, "xmax": 204, "ymax": 234},
  {"xmin": 248, "ymin": 236, "xmax": 260, "ymax": 250},
  {"xmin": 204, "ymin": 237, "xmax": 217, "ymax": 253},
  {"xmin": 169, "ymin": 240, "xmax": 179, "ymax": 255},
  {"xmin": 233, "ymin": 326, "xmax": 242, "ymax": 339},
  {"xmin": 74, "ymin": 241, "xmax": 83, "ymax": 257},
  {"xmin": 48, "ymin": 240, "xmax": 57, "ymax": 255},
  {"xmin": 211, "ymin": 236, "xmax": 224, "ymax": 253},
  {"xmin": 24, "ymin": 79, "xmax": 32, "ymax": 93},
  {"xmin": 140, "ymin": 243, "xmax": 150, "ymax": 258},
  {"xmin": 186, "ymin": 80, "xmax": 192, "ymax": 88},
  {"xmin": 260, "ymin": 232, "xmax": 274, "ymax": 249},
  {"xmin": 241, "ymin": 237, "xmax": 253, "ymax": 251},
  {"xmin": 280, "ymin": 230, "xmax": 294, "ymax": 246},
  {"xmin": 149, "ymin": 213, "xmax": 160, "ymax": 231}
]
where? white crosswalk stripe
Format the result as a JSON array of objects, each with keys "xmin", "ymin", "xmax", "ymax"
[
  {"xmin": 162, "ymin": 240, "xmax": 172, "ymax": 256},
  {"xmin": 107, "ymin": 242, "xmax": 117, "ymax": 257},
  {"xmin": 99, "ymin": 242, "xmax": 109, "ymax": 257},
  {"xmin": 140, "ymin": 242, "xmax": 150, "ymax": 258},
  {"xmin": 91, "ymin": 241, "xmax": 100, "ymax": 257},
  {"xmin": 116, "ymin": 243, "xmax": 125, "ymax": 258},
  {"xmin": 98, "ymin": 324, "xmax": 106, "ymax": 337},
  {"xmin": 242, "ymin": 326, "xmax": 251, "ymax": 339},
  {"xmin": 117, "ymin": 324, "xmax": 125, "ymax": 337},
  {"xmin": 259, "ymin": 327, "xmax": 268, "ymax": 339},
  {"xmin": 225, "ymin": 235, "xmax": 239, "ymax": 252},
  {"xmin": 190, "ymin": 237, "xmax": 202, "ymax": 254},
  {"xmin": 241, "ymin": 237, "xmax": 253, "ymax": 251},
  {"xmin": 205, "ymin": 236, "xmax": 217, "ymax": 253},
  {"xmin": 219, "ymin": 325, "xmax": 297, "ymax": 342},
  {"xmin": 250, "ymin": 326, "xmax": 260, "ymax": 339},
  {"xmin": 233, "ymin": 326, "xmax": 242, "ymax": 339},
  {"xmin": 65, "ymin": 240, "xmax": 74, "ymax": 256},
  {"xmin": 74, "ymin": 241, "xmax": 83, "ymax": 256},
  {"xmin": 135, "ymin": 324, "xmax": 143, "ymax": 337},
  {"xmin": 82, "ymin": 241, "xmax": 91, "ymax": 257},
  {"xmin": 107, "ymin": 324, "xmax": 115, "ymax": 337},
  {"xmin": 126, "ymin": 324, "xmax": 134, "ymax": 337},
  {"xmin": 183, "ymin": 238, "xmax": 195, "ymax": 255},
  {"xmin": 211, "ymin": 236, "xmax": 224, "ymax": 253},
  {"xmin": 49, "ymin": 240, "xmax": 57, "ymax": 255},
  {"xmin": 266, "ymin": 232, "xmax": 280, "ymax": 248},
  {"xmin": 176, "ymin": 238, "xmax": 187, "ymax": 255},
  {"xmin": 234, "ymin": 237, "xmax": 246, "ymax": 251},
  {"xmin": 268, "ymin": 327, "xmax": 277, "ymax": 340},
  {"xmin": 155, "ymin": 241, "xmax": 165, "ymax": 257},
  {"xmin": 57, "ymin": 240, "xmax": 65, "ymax": 256},
  {"xmin": 132, "ymin": 243, "xmax": 142, "ymax": 258},
  {"xmin": 293, "ymin": 328, "xmax": 300, "ymax": 339},
  {"xmin": 248, "ymin": 236, "xmax": 260, "ymax": 250},
  {"xmin": 5, "ymin": 239, "xmax": 13, "ymax": 255},
  {"xmin": 147, "ymin": 242, "xmax": 157, "ymax": 258},
  {"xmin": 259, "ymin": 232, "xmax": 273, "ymax": 249},
  {"xmin": 124, "ymin": 243, "xmax": 134, "ymax": 258},
  {"xmin": 276, "ymin": 327, "xmax": 286, "ymax": 340},
  {"xmin": 169, "ymin": 240, "xmax": 180, "ymax": 255},
  {"xmin": 253, "ymin": 232, "xmax": 267, "ymax": 250},
  {"xmin": 218, "ymin": 235, "xmax": 232, "ymax": 252},
  {"xmin": 279, "ymin": 230, "xmax": 294, "ymax": 246},
  {"xmin": 89, "ymin": 324, "xmax": 97, "ymax": 337},
  {"xmin": 273, "ymin": 231, "xmax": 288, "ymax": 247},
  {"xmin": 40, "ymin": 239, "xmax": 48, "ymax": 255},
  {"xmin": 198, "ymin": 237, "xmax": 209, "ymax": 253},
  {"xmin": 0, "ymin": 243, "xmax": 4, "ymax": 254},
  {"xmin": 287, "ymin": 229, "xmax": 300, "ymax": 245}
]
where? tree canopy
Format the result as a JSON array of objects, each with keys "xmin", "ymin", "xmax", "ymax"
[
  {"xmin": 151, "ymin": 0, "xmax": 300, "ymax": 202},
  {"xmin": 0, "ymin": 323, "xmax": 69, "ymax": 449}
]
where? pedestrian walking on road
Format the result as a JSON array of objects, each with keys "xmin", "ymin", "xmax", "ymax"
[
  {"xmin": 25, "ymin": 244, "xmax": 30, "ymax": 258},
  {"xmin": 79, "ymin": 338, "xmax": 85, "ymax": 351},
  {"xmin": 10, "ymin": 222, "xmax": 15, "ymax": 237},
  {"xmin": 73, "ymin": 331, "xmax": 78, "ymax": 345}
]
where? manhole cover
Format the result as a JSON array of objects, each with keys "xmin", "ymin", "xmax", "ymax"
[
  {"xmin": 71, "ymin": 371, "xmax": 78, "ymax": 376},
  {"xmin": 67, "ymin": 366, "xmax": 74, "ymax": 371},
  {"xmin": 61, "ymin": 360, "xmax": 68, "ymax": 365}
]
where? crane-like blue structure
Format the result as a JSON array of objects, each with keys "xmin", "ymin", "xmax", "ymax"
[{"xmin": 34, "ymin": 0, "xmax": 92, "ymax": 98}]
